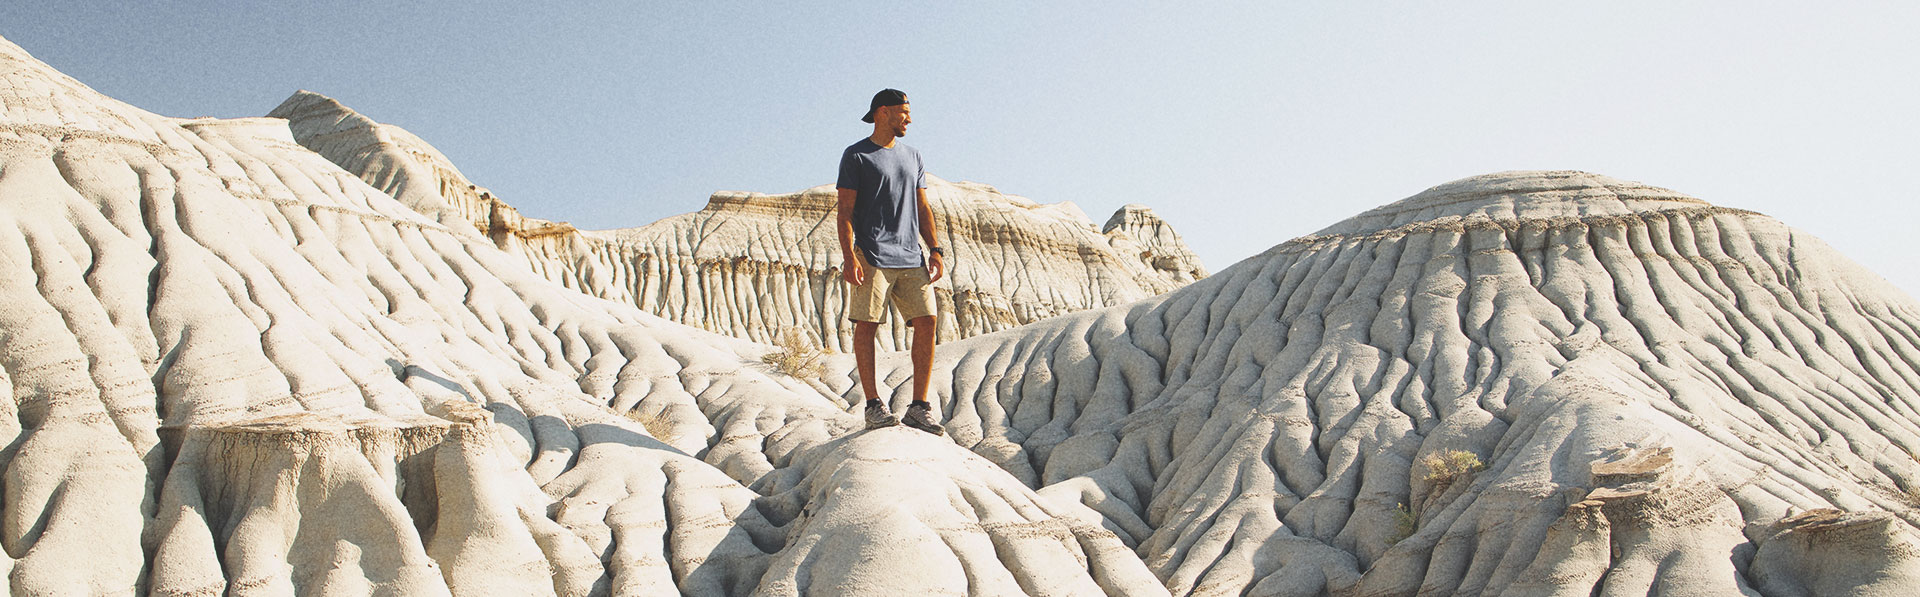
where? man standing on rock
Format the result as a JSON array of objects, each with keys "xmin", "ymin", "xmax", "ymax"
[{"xmin": 837, "ymin": 88, "xmax": 946, "ymax": 435}]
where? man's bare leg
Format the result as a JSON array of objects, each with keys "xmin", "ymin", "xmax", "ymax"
[
  {"xmin": 902, "ymin": 316, "xmax": 945, "ymax": 435},
  {"xmin": 853, "ymin": 320, "xmax": 898, "ymax": 428},
  {"xmin": 853, "ymin": 320, "xmax": 881, "ymax": 400},
  {"xmin": 909, "ymin": 316, "xmax": 935, "ymax": 402}
]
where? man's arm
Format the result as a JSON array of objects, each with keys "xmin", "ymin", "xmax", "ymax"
[
  {"xmin": 837, "ymin": 188, "xmax": 864, "ymax": 286},
  {"xmin": 917, "ymin": 188, "xmax": 943, "ymax": 283}
]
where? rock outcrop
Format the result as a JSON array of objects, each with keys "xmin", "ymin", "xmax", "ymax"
[
  {"xmin": 6, "ymin": 33, "xmax": 1920, "ymax": 597},
  {"xmin": 895, "ymin": 170, "xmax": 1920, "ymax": 595},
  {"xmin": 269, "ymin": 91, "xmax": 1206, "ymax": 352},
  {"xmin": 0, "ymin": 37, "xmax": 1151, "ymax": 595}
]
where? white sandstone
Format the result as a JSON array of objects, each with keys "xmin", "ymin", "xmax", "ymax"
[
  {"xmin": 901, "ymin": 170, "xmax": 1920, "ymax": 596},
  {"xmin": 0, "ymin": 37, "xmax": 1152, "ymax": 596}
]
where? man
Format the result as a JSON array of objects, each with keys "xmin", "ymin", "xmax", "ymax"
[{"xmin": 836, "ymin": 88, "xmax": 945, "ymax": 435}]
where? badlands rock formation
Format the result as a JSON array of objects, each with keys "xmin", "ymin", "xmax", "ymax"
[
  {"xmin": 267, "ymin": 91, "xmax": 1206, "ymax": 352},
  {"xmin": 4, "ymin": 33, "xmax": 1920, "ymax": 597},
  {"xmin": 899, "ymin": 171, "xmax": 1920, "ymax": 596},
  {"xmin": 0, "ymin": 37, "xmax": 1158, "ymax": 596}
]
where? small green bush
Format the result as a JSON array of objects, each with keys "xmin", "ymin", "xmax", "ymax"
[
  {"xmin": 1423, "ymin": 449, "xmax": 1486, "ymax": 484},
  {"xmin": 1390, "ymin": 502, "xmax": 1417, "ymax": 544}
]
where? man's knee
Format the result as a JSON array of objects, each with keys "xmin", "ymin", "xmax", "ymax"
[{"xmin": 908, "ymin": 316, "xmax": 935, "ymax": 329}]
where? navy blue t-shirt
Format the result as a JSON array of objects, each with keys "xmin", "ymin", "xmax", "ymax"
[{"xmin": 837, "ymin": 138, "xmax": 927, "ymax": 268}]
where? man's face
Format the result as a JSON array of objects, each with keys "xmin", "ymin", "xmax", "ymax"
[{"xmin": 887, "ymin": 103, "xmax": 911, "ymax": 137}]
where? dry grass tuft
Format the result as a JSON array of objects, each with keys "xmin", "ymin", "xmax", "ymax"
[
  {"xmin": 761, "ymin": 327, "xmax": 828, "ymax": 379},
  {"xmin": 623, "ymin": 407, "xmax": 679, "ymax": 444},
  {"xmin": 1900, "ymin": 446, "xmax": 1920, "ymax": 507},
  {"xmin": 1423, "ymin": 449, "xmax": 1486, "ymax": 485}
]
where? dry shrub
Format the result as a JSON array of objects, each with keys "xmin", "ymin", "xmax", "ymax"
[
  {"xmin": 1423, "ymin": 449, "xmax": 1486, "ymax": 485},
  {"xmin": 1391, "ymin": 502, "xmax": 1418, "ymax": 544},
  {"xmin": 1901, "ymin": 446, "xmax": 1920, "ymax": 507},
  {"xmin": 761, "ymin": 327, "xmax": 827, "ymax": 379},
  {"xmin": 620, "ymin": 406, "xmax": 679, "ymax": 444}
]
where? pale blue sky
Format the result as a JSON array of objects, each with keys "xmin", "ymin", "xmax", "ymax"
[{"xmin": 6, "ymin": 2, "xmax": 1916, "ymax": 296}]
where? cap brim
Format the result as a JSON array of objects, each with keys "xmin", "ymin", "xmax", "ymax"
[{"xmin": 861, "ymin": 107, "xmax": 876, "ymax": 123}]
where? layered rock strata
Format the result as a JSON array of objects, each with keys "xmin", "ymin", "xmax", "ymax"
[{"xmin": 269, "ymin": 91, "xmax": 1206, "ymax": 352}]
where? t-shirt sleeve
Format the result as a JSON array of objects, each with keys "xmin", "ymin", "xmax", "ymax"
[
  {"xmin": 836, "ymin": 149, "xmax": 860, "ymax": 190},
  {"xmin": 915, "ymin": 150, "xmax": 927, "ymax": 189}
]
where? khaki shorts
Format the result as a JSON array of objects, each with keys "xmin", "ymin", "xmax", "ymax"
[{"xmin": 849, "ymin": 261, "xmax": 937, "ymax": 324}]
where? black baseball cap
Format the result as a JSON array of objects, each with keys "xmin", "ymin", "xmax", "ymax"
[{"xmin": 862, "ymin": 89, "xmax": 908, "ymax": 123}]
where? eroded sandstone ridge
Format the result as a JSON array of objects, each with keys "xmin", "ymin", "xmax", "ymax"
[
  {"xmin": 900, "ymin": 170, "xmax": 1920, "ymax": 595},
  {"xmin": 3, "ymin": 33, "xmax": 1920, "ymax": 597},
  {"xmin": 0, "ymin": 37, "xmax": 1158, "ymax": 595},
  {"xmin": 267, "ymin": 91, "xmax": 1206, "ymax": 352}
]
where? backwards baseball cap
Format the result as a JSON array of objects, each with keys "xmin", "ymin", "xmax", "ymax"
[{"xmin": 861, "ymin": 88, "xmax": 908, "ymax": 123}]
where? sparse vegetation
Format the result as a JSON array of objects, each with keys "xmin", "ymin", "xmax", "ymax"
[
  {"xmin": 1391, "ymin": 502, "xmax": 1417, "ymax": 544},
  {"xmin": 1423, "ymin": 449, "xmax": 1486, "ymax": 485},
  {"xmin": 1898, "ymin": 446, "xmax": 1920, "ymax": 507},
  {"xmin": 761, "ymin": 327, "xmax": 828, "ymax": 379},
  {"xmin": 623, "ymin": 406, "xmax": 679, "ymax": 444}
]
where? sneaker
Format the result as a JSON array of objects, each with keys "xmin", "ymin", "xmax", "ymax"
[
  {"xmin": 864, "ymin": 399, "xmax": 899, "ymax": 429},
  {"xmin": 902, "ymin": 401, "xmax": 945, "ymax": 436}
]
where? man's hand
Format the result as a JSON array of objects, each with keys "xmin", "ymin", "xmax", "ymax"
[
  {"xmin": 843, "ymin": 254, "xmax": 866, "ymax": 286},
  {"xmin": 915, "ymin": 188, "xmax": 943, "ymax": 283},
  {"xmin": 927, "ymin": 250, "xmax": 944, "ymax": 283},
  {"xmin": 837, "ymin": 189, "xmax": 864, "ymax": 287}
]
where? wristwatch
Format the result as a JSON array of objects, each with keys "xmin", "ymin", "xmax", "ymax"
[{"xmin": 929, "ymin": 247, "xmax": 946, "ymax": 256}]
